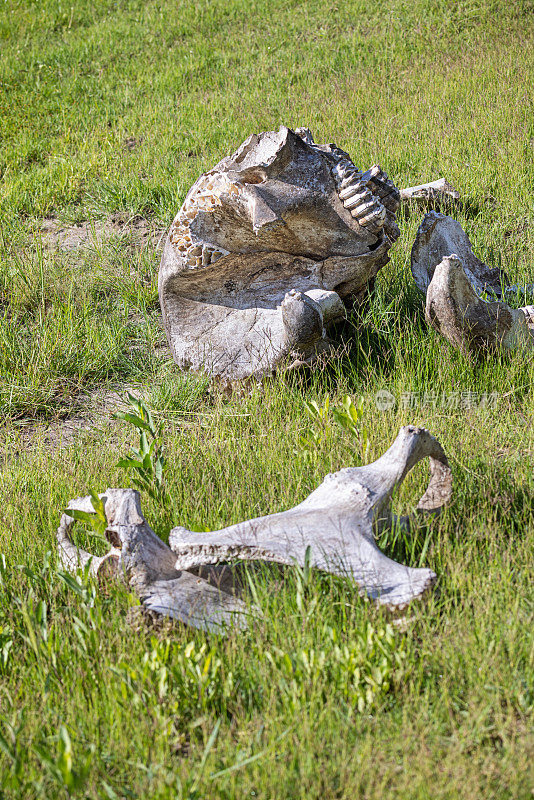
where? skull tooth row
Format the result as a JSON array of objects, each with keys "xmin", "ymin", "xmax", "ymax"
[
  {"xmin": 292, "ymin": 129, "xmax": 399, "ymax": 238},
  {"xmin": 169, "ymin": 173, "xmax": 231, "ymax": 267},
  {"xmin": 332, "ymin": 158, "xmax": 400, "ymax": 235}
]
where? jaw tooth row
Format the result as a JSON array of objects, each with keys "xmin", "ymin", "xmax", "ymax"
[
  {"xmin": 330, "ymin": 154, "xmax": 387, "ymax": 234},
  {"xmin": 361, "ymin": 164, "xmax": 401, "ymax": 213},
  {"xmin": 332, "ymin": 160, "xmax": 386, "ymax": 233}
]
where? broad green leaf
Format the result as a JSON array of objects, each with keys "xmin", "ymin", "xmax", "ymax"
[{"xmin": 114, "ymin": 412, "xmax": 152, "ymax": 433}]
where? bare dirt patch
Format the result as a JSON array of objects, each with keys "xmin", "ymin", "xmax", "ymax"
[
  {"xmin": 39, "ymin": 215, "xmax": 167, "ymax": 252},
  {"xmin": 13, "ymin": 383, "xmax": 149, "ymax": 452}
]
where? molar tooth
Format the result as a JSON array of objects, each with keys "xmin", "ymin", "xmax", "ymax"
[
  {"xmin": 343, "ymin": 191, "xmax": 372, "ymax": 211},
  {"xmin": 339, "ymin": 184, "xmax": 366, "ymax": 202},
  {"xmin": 350, "ymin": 200, "xmax": 376, "ymax": 219},
  {"xmin": 336, "ymin": 164, "xmax": 358, "ymax": 183},
  {"xmin": 340, "ymin": 172, "xmax": 362, "ymax": 190},
  {"xmin": 359, "ymin": 206, "xmax": 386, "ymax": 227}
]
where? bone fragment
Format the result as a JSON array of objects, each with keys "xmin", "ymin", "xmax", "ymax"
[
  {"xmin": 411, "ymin": 212, "xmax": 509, "ymax": 298},
  {"xmin": 401, "ymin": 178, "xmax": 461, "ymax": 208},
  {"xmin": 57, "ymin": 489, "xmax": 248, "ymax": 632}
]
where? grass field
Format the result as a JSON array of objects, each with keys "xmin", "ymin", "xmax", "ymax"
[{"xmin": 1, "ymin": 0, "xmax": 534, "ymax": 797}]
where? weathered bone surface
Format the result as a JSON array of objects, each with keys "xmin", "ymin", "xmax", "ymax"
[
  {"xmin": 401, "ymin": 178, "xmax": 460, "ymax": 208},
  {"xmin": 159, "ymin": 126, "xmax": 400, "ymax": 381},
  {"xmin": 169, "ymin": 426, "xmax": 452, "ymax": 610},
  {"xmin": 425, "ymin": 255, "xmax": 534, "ymax": 354},
  {"xmin": 521, "ymin": 305, "xmax": 534, "ymax": 329},
  {"xmin": 411, "ymin": 212, "xmax": 509, "ymax": 298},
  {"xmin": 57, "ymin": 489, "xmax": 248, "ymax": 632},
  {"xmin": 57, "ymin": 429, "xmax": 452, "ymax": 625}
]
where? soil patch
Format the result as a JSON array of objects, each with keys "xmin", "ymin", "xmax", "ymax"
[
  {"xmin": 39, "ymin": 215, "xmax": 167, "ymax": 252},
  {"xmin": 12, "ymin": 383, "xmax": 149, "ymax": 452}
]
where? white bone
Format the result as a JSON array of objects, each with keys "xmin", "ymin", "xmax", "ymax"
[
  {"xmin": 169, "ymin": 426, "xmax": 452, "ymax": 611},
  {"xmin": 425, "ymin": 255, "xmax": 533, "ymax": 354},
  {"xmin": 159, "ymin": 126, "xmax": 400, "ymax": 381},
  {"xmin": 401, "ymin": 178, "xmax": 460, "ymax": 206},
  {"xmin": 57, "ymin": 489, "xmax": 248, "ymax": 632}
]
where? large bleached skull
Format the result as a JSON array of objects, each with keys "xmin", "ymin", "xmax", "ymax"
[{"xmin": 159, "ymin": 126, "xmax": 400, "ymax": 381}]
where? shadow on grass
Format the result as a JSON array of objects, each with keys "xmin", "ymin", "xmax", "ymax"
[{"xmin": 285, "ymin": 276, "xmax": 429, "ymax": 391}]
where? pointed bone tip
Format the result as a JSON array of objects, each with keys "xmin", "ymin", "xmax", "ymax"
[
  {"xmin": 399, "ymin": 424, "xmax": 428, "ymax": 437},
  {"xmin": 377, "ymin": 568, "xmax": 437, "ymax": 610},
  {"xmin": 428, "ymin": 253, "xmax": 477, "ymax": 296},
  {"xmin": 100, "ymin": 487, "xmax": 144, "ymax": 526},
  {"xmin": 436, "ymin": 253, "xmax": 462, "ymax": 270}
]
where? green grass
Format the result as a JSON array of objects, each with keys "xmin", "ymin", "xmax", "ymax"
[{"xmin": 0, "ymin": 0, "xmax": 533, "ymax": 797}]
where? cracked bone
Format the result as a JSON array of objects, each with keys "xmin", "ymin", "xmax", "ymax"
[
  {"xmin": 159, "ymin": 126, "xmax": 401, "ymax": 382},
  {"xmin": 168, "ymin": 426, "xmax": 452, "ymax": 610},
  {"xmin": 425, "ymin": 254, "xmax": 534, "ymax": 354},
  {"xmin": 411, "ymin": 212, "xmax": 509, "ymax": 298},
  {"xmin": 57, "ymin": 489, "xmax": 248, "ymax": 632},
  {"xmin": 401, "ymin": 178, "xmax": 461, "ymax": 208}
]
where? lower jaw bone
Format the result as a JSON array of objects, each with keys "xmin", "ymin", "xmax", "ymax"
[
  {"xmin": 168, "ymin": 426, "xmax": 452, "ymax": 612},
  {"xmin": 58, "ymin": 429, "xmax": 452, "ymax": 627},
  {"xmin": 425, "ymin": 254, "xmax": 534, "ymax": 354}
]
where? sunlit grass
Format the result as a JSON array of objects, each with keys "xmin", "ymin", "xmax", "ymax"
[{"xmin": 0, "ymin": 0, "xmax": 533, "ymax": 797}]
